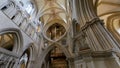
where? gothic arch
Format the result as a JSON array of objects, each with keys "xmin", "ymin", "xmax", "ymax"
[
  {"xmin": 19, "ymin": 43, "xmax": 37, "ymax": 68},
  {"xmin": 39, "ymin": 43, "xmax": 72, "ymax": 68},
  {"xmin": 0, "ymin": 28, "xmax": 23, "ymax": 54},
  {"xmin": 26, "ymin": 43, "xmax": 37, "ymax": 68},
  {"xmin": 106, "ymin": 13, "xmax": 120, "ymax": 45},
  {"xmin": 42, "ymin": 19, "xmax": 67, "ymax": 42}
]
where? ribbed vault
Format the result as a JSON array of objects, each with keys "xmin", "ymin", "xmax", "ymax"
[{"xmin": 35, "ymin": 0, "xmax": 71, "ymax": 25}]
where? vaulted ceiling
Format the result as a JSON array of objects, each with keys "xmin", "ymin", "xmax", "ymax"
[
  {"xmin": 34, "ymin": 0, "xmax": 71, "ymax": 26},
  {"xmin": 96, "ymin": 0, "xmax": 120, "ymax": 16},
  {"xmin": 34, "ymin": 0, "xmax": 120, "ymax": 23}
]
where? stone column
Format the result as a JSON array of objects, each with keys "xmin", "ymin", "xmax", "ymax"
[
  {"xmin": 27, "ymin": 60, "xmax": 35, "ymax": 68},
  {"xmin": 67, "ymin": 58, "xmax": 75, "ymax": 68},
  {"xmin": 72, "ymin": 0, "xmax": 120, "ymax": 68},
  {"xmin": 74, "ymin": 0, "xmax": 120, "ymax": 54}
]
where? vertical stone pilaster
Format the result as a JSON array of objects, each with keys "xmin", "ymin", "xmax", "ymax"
[
  {"xmin": 72, "ymin": 0, "xmax": 120, "ymax": 68},
  {"xmin": 67, "ymin": 58, "xmax": 75, "ymax": 68},
  {"xmin": 74, "ymin": 0, "xmax": 120, "ymax": 54}
]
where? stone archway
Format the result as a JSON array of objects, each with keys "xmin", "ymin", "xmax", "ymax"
[
  {"xmin": 106, "ymin": 13, "xmax": 120, "ymax": 45},
  {"xmin": 26, "ymin": 43, "xmax": 37, "ymax": 68},
  {"xmin": 0, "ymin": 28, "xmax": 23, "ymax": 54},
  {"xmin": 39, "ymin": 43, "xmax": 73, "ymax": 68},
  {"xmin": 0, "ymin": 28, "xmax": 23, "ymax": 68},
  {"xmin": 19, "ymin": 43, "xmax": 37, "ymax": 68}
]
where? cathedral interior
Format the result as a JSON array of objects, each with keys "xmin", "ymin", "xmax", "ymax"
[{"xmin": 0, "ymin": 0, "xmax": 120, "ymax": 68}]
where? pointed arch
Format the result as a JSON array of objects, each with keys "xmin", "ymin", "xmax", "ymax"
[
  {"xmin": 19, "ymin": 43, "xmax": 37, "ymax": 68},
  {"xmin": 0, "ymin": 28, "xmax": 23, "ymax": 54},
  {"xmin": 39, "ymin": 43, "xmax": 72, "ymax": 68},
  {"xmin": 27, "ymin": 43, "xmax": 37, "ymax": 62}
]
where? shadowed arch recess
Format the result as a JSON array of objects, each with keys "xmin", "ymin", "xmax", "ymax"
[
  {"xmin": 0, "ymin": 28, "xmax": 23, "ymax": 54},
  {"xmin": 38, "ymin": 43, "xmax": 72, "ymax": 68},
  {"xmin": 19, "ymin": 43, "xmax": 37, "ymax": 68}
]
